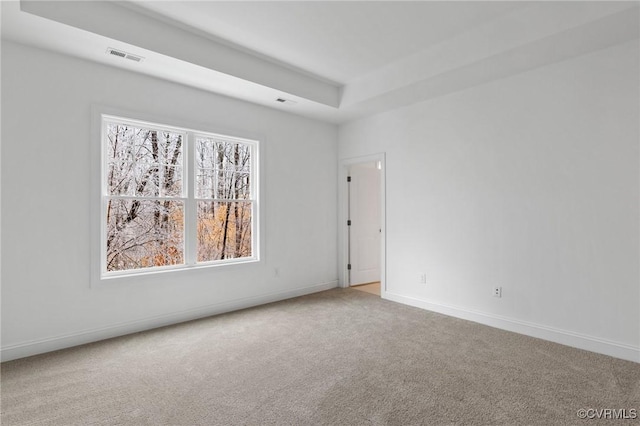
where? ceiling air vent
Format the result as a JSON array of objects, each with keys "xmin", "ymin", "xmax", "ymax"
[
  {"xmin": 108, "ymin": 49, "xmax": 126, "ymax": 58},
  {"xmin": 275, "ymin": 97, "xmax": 297, "ymax": 105},
  {"xmin": 106, "ymin": 48, "xmax": 144, "ymax": 63}
]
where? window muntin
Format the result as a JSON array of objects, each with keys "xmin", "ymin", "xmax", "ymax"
[{"xmin": 101, "ymin": 115, "xmax": 257, "ymax": 278}]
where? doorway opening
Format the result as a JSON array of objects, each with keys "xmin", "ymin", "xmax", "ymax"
[{"xmin": 340, "ymin": 154, "xmax": 386, "ymax": 297}]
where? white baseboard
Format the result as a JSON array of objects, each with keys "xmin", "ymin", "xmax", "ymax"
[
  {"xmin": 384, "ymin": 292, "xmax": 640, "ymax": 363},
  {"xmin": 1, "ymin": 281, "xmax": 338, "ymax": 362}
]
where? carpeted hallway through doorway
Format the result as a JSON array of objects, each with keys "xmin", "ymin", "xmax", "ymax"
[{"xmin": 351, "ymin": 281, "xmax": 381, "ymax": 296}]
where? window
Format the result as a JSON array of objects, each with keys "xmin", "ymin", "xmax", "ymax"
[{"xmin": 100, "ymin": 115, "xmax": 258, "ymax": 278}]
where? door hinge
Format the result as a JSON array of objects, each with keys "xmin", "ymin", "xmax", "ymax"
[
  {"xmin": 347, "ymin": 176, "xmax": 351, "ymax": 182},
  {"xmin": 347, "ymin": 264, "xmax": 352, "ymax": 270},
  {"xmin": 347, "ymin": 220, "xmax": 352, "ymax": 226}
]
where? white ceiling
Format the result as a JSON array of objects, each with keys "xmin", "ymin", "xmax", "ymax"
[
  {"xmin": 130, "ymin": 1, "xmax": 526, "ymax": 85},
  {"xmin": 2, "ymin": 1, "xmax": 639, "ymax": 124}
]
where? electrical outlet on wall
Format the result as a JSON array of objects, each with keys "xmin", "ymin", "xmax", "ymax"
[
  {"xmin": 493, "ymin": 286, "xmax": 502, "ymax": 298},
  {"xmin": 419, "ymin": 273, "xmax": 427, "ymax": 284}
]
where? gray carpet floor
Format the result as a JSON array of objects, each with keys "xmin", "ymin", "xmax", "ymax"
[{"xmin": 1, "ymin": 288, "xmax": 639, "ymax": 425}]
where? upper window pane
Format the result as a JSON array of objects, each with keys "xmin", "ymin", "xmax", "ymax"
[
  {"xmin": 106, "ymin": 123, "xmax": 184, "ymax": 197},
  {"xmin": 195, "ymin": 137, "xmax": 251, "ymax": 200}
]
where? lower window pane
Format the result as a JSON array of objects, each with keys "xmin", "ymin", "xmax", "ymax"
[
  {"xmin": 106, "ymin": 199, "xmax": 184, "ymax": 272},
  {"xmin": 197, "ymin": 201, "xmax": 252, "ymax": 262}
]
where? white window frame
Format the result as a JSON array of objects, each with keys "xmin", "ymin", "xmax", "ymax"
[{"xmin": 92, "ymin": 109, "xmax": 260, "ymax": 284}]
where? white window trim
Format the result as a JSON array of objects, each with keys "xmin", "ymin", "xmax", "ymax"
[{"xmin": 91, "ymin": 106, "xmax": 262, "ymax": 286}]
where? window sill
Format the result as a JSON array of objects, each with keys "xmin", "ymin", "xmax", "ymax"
[{"xmin": 93, "ymin": 257, "xmax": 260, "ymax": 287}]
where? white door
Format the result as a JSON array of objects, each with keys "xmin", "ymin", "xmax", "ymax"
[{"xmin": 349, "ymin": 162, "xmax": 381, "ymax": 285}]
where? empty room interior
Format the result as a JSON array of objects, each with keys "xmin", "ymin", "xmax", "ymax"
[{"xmin": 1, "ymin": 1, "xmax": 639, "ymax": 424}]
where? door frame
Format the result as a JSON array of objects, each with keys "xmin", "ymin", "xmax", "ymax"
[{"xmin": 338, "ymin": 153, "xmax": 386, "ymax": 298}]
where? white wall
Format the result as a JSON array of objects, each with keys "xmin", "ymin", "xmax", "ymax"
[
  {"xmin": 1, "ymin": 41, "xmax": 338, "ymax": 360},
  {"xmin": 339, "ymin": 40, "xmax": 640, "ymax": 362}
]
